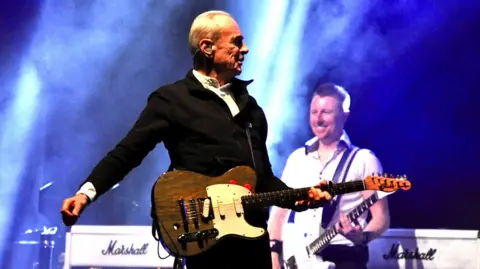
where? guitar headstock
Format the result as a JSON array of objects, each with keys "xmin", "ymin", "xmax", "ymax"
[{"xmin": 364, "ymin": 173, "xmax": 411, "ymax": 192}]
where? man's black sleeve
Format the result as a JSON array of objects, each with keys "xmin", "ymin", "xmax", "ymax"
[{"xmin": 79, "ymin": 90, "xmax": 171, "ymax": 199}]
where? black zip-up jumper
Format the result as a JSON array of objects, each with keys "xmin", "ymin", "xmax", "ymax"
[
  {"xmin": 83, "ymin": 69, "xmax": 290, "ymax": 199},
  {"xmin": 80, "ymin": 70, "xmax": 293, "ymax": 268}
]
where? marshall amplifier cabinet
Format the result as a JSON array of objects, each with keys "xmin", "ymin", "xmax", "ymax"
[
  {"xmin": 282, "ymin": 222, "xmax": 480, "ymax": 269},
  {"xmin": 367, "ymin": 228, "xmax": 480, "ymax": 269},
  {"xmin": 63, "ymin": 225, "xmax": 174, "ymax": 269}
]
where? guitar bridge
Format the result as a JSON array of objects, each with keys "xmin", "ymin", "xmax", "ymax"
[
  {"xmin": 178, "ymin": 199, "xmax": 188, "ymax": 232},
  {"xmin": 189, "ymin": 199, "xmax": 199, "ymax": 229},
  {"xmin": 177, "ymin": 229, "xmax": 219, "ymax": 244}
]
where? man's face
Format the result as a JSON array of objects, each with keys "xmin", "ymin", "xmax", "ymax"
[
  {"xmin": 211, "ymin": 16, "xmax": 249, "ymax": 76},
  {"xmin": 309, "ymin": 95, "xmax": 348, "ymax": 142}
]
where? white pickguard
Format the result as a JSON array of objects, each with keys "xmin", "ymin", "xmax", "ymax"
[{"xmin": 205, "ymin": 184, "xmax": 265, "ymax": 240}]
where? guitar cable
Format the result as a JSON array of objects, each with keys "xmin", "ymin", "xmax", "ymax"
[
  {"xmin": 152, "ymin": 219, "xmax": 172, "ymax": 259},
  {"xmin": 151, "ymin": 181, "xmax": 184, "ymax": 268},
  {"xmin": 158, "ymin": 220, "xmax": 185, "ymax": 269}
]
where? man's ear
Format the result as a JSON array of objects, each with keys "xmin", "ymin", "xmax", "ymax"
[{"xmin": 199, "ymin": 39, "xmax": 214, "ymax": 58}]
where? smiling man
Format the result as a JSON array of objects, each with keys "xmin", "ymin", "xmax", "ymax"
[
  {"xmin": 268, "ymin": 83, "xmax": 390, "ymax": 269},
  {"xmin": 60, "ymin": 10, "xmax": 332, "ymax": 269}
]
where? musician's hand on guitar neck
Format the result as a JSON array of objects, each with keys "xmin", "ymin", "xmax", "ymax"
[
  {"xmin": 61, "ymin": 193, "xmax": 90, "ymax": 226},
  {"xmin": 295, "ymin": 179, "xmax": 332, "ymax": 211},
  {"xmin": 335, "ymin": 213, "xmax": 364, "ymax": 245}
]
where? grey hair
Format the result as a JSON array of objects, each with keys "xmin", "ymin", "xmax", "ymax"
[{"xmin": 188, "ymin": 10, "xmax": 233, "ymax": 55}]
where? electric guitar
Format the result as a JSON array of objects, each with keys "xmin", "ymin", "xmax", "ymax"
[
  {"xmin": 282, "ymin": 190, "xmax": 401, "ymax": 269},
  {"xmin": 151, "ymin": 166, "xmax": 411, "ymax": 257}
]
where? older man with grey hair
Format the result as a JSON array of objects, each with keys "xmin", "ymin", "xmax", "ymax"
[{"xmin": 60, "ymin": 10, "xmax": 332, "ymax": 269}]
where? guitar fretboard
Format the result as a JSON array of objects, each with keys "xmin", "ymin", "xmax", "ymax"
[
  {"xmin": 306, "ymin": 193, "xmax": 379, "ymax": 255},
  {"xmin": 241, "ymin": 180, "xmax": 366, "ymax": 208}
]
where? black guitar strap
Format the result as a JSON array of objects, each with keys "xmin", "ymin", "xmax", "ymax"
[
  {"xmin": 287, "ymin": 145, "xmax": 360, "ymax": 225},
  {"xmin": 245, "ymin": 122, "xmax": 257, "ymax": 172},
  {"xmin": 320, "ymin": 146, "xmax": 360, "ymax": 229}
]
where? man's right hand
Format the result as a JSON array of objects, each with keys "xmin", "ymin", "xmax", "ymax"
[
  {"xmin": 271, "ymin": 252, "xmax": 282, "ymax": 269},
  {"xmin": 61, "ymin": 193, "xmax": 90, "ymax": 226}
]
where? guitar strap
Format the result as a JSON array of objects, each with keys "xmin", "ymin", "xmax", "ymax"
[
  {"xmin": 245, "ymin": 122, "xmax": 257, "ymax": 172},
  {"xmin": 320, "ymin": 145, "xmax": 360, "ymax": 229},
  {"xmin": 288, "ymin": 145, "xmax": 360, "ymax": 225}
]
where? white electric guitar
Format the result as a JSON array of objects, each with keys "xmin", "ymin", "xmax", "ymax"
[{"xmin": 283, "ymin": 190, "xmax": 396, "ymax": 269}]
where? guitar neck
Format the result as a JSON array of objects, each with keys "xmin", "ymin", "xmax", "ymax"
[
  {"xmin": 241, "ymin": 180, "xmax": 366, "ymax": 208},
  {"xmin": 306, "ymin": 193, "xmax": 379, "ymax": 254}
]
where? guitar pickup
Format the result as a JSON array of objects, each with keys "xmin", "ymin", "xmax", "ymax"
[
  {"xmin": 177, "ymin": 229, "xmax": 219, "ymax": 243},
  {"xmin": 198, "ymin": 198, "xmax": 214, "ymax": 222},
  {"xmin": 233, "ymin": 198, "xmax": 243, "ymax": 216},
  {"xmin": 217, "ymin": 200, "xmax": 225, "ymax": 219},
  {"xmin": 201, "ymin": 198, "xmax": 211, "ymax": 218}
]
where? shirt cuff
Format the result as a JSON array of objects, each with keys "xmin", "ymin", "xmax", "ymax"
[{"xmin": 76, "ymin": 182, "xmax": 97, "ymax": 201}]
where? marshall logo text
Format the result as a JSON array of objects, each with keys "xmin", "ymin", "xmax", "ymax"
[
  {"xmin": 383, "ymin": 243, "xmax": 437, "ymax": 260},
  {"xmin": 101, "ymin": 240, "xmax": 149, "ymax": 255}
]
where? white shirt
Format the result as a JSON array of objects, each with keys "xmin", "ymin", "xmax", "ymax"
[
  {"xmin": 192, "ymin": 70, "xmax": 240, "ymax": 117},
  {"xmin": 277, "ymin": 131, "xmax": 383, "ymax": 246},
  {"xmin": 77, "ymin": 70, "xmax": 241, "ymax": 200}
]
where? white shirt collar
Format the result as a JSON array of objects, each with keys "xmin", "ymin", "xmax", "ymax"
[
  {"xmin": 304, "ymin": 130, "xmax": 352, "ymax": 155},
  {"xmin": 192, "ymin": 69, "xmax": 232, "ymax": 90}
]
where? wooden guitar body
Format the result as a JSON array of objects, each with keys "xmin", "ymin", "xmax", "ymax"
[
  {"xmin": 152, "ymin": 166, "xmax": 262, "ymax": 257},
  {"xmin": 151, "ymin": 166, "xmax": 411, "ymax": 258}
]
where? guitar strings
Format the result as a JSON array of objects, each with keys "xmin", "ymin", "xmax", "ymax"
[
  {"xmin": 154, "ymin": 180, "xmax": 409, "ymax": 219},
  {"xmin": 155, "ymin": 201, "xmax": 269, "ymax": 219},
  {"xmin": 155, "ymin": 198, "xmax": 302, "ymax": 217}
]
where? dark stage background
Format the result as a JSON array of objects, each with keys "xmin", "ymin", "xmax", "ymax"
[{"xmin": 1, "ymin": 0, "xmax": 479, "ymax": 268}]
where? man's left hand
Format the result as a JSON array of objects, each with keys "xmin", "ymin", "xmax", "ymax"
[
  {"xmin": 336, "ymin": 213, "xmax": 364, "ymax": 245},
  {"xmin": 296, "ymin": 179, "xmax": 332, "ymax": 210}
]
